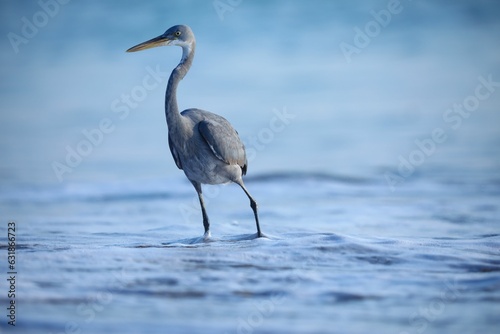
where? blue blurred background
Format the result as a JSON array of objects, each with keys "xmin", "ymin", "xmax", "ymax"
[
  {"xmin": 1, "ymin": 0, "xmax": 499, "ymax": 187},
  {"xmin": 1, "ymin": 2, "xmax": 500, "ymax": 333}
]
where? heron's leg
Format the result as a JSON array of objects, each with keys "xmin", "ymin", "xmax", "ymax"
[
  {"xmin": 236, "ymin": 180, "xmax": 262, "ymax": 237},
  {"xmin": 190, "ymin": 180, "xmax": 210, "ymax": 237}
]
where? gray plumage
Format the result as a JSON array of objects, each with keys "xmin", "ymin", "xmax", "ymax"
[{"xmin": 127, "ymin": 24, "xmax": 262, "ymax": 238}]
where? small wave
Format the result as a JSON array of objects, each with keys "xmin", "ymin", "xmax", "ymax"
[
  {"xmin": 130, "ymin": 233, "xmax": 271, "ymax": 248},
  {"xmin": 0, "ymin": 178, "xmax": 189, "ymax": 205},
  {"xmin": 0, "ymin": 171, "xmax": 371, "ymax": 205},
  {"xmin": 320, "ymin": 291, "xmax": 382, "ymax": 303},
  {"xmin": 245, "ymin": 171, "xmax": 372, "ymax": 184}
]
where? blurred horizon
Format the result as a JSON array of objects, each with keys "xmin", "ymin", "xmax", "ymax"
[
  {"xmin": 2, "ymin": 4, "xmax": 500, "ymax": 333},
  {"xmin": 1, "ymin": 0, "xmax": 499, "ymax": 187}
]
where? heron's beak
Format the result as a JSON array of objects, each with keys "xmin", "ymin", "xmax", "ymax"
[{"xmin": 126, "ymin": 34, "xmax": 170, "ymax": 52}]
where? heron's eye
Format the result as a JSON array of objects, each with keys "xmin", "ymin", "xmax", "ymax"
[{"xmin": 175, "ymin": 31, "xmax": 181, "ymax": 37}]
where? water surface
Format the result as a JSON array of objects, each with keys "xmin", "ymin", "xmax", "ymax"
[{"xmin": 1, "ymin": 1, "xmax": 500, "ymax": 333}]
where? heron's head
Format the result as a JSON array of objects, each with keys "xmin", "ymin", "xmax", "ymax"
[{"xmin": 126, "ymin": 25, "xmax": 195, "ymax": 52}]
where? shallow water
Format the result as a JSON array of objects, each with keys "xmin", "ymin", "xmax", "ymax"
[
  {"xmin": 1, "ymin": 173, "xmax": 500, "ymax": 333},
  {"xmin": 1, "ymin": 1, "xmax": 500, "ymax": 333}
]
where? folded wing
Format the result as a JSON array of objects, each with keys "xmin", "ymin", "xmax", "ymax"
[{"xmin": 198, "ymin": 118, "xmax": 248, "ymax": 175}]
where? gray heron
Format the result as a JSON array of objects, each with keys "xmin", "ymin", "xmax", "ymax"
[{"xmin": 127, "ymin": 24, "xmax": 263, "ymax": 239}]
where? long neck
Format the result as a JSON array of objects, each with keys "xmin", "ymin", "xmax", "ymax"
[{"xmin": 165, "ymin": 42, "xmax": 196, "ymax": 129}]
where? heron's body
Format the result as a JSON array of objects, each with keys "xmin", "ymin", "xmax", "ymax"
[
  {"xmin": 169, "ymin": 109, "xmax": 246, "ymax": 184},
  {"xmin": 127, "ymin": 24, "xmax": 262, "ymax": 238}
]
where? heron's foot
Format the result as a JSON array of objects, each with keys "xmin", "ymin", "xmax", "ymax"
[
  {"xmin": 203, "ymin": 230, "xmax": 211, "ymax": 240},
  {"xmin": 256, "ymin": 231, "xmax": 268, "ymax": 239}
]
